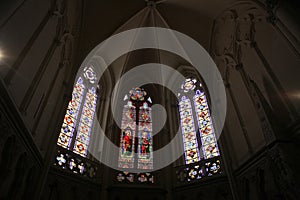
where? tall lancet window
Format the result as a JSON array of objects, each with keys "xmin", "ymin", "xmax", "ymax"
[
  {"xmin": 178, "ymin": 78, "xmax": 220, "ymax": 164},
  {"xmin": 57, "ymin": 66, "xmax": 98, "ymax": 158},
  {"xmin": 118, "ymin": 87, "xmax": 153, "ymax": 170}
]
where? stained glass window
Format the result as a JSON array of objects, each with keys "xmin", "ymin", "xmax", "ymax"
[
  {"xmin": 178, "ymin": 78, "xmax": 220, "ymax": 164},
  {"xmin": 129, "ymin": 87, "xmax": 147, "ymax": 101},
  {"xmin": 118, "ymin": 101, "xmax": 136, "ymax": 168},
  {"xmin": 194, "ymin": 90, "xmax": 220, "ymax": 159},
  {"xmin": 179, "ymin": 96, "xmax": 200, "ymax": 164},
  {"xmin": 138, "ymin": 102, "xmax": 153, "ymax": 169},
  {"xmin": 118, "ymin": 88, "xmax": 153, "ymax": 170},
  {"xmin": 181, "ymin": 78, "xmax": 196, "ymax": 93},
  {"xmin": 56, "ymin": 66, "xmax": 98, "ymax": 158},
  {"xmin": 57, "ymin": 77, "xmax": 85, "ymax": 149},
  {"xmin": 73, "ymin": 87, "xmax": 97, "ymax": 156},
  {"xmin": 84, "ymin": 66, "xmax": 97, "ymax": 84}
]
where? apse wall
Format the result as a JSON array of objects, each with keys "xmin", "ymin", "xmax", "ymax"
[
  {"xmin": 0, "ymin": 0, "xmax": 299, "ymax": 200},
  {"xmin": 210, "ymin": 0, "xmax": 300, "ymax": 199},
  {"xmin": 0, "ymin": 0, "xmax": 84, "ymax": 199},
  {"xmin": 0, "ymin": 0, "xmax": 84, "ymax": 155}
]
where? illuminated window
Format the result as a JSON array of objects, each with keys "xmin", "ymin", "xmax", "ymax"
[
  {"xmin": 57, "ymin": 66, "xmax": 98, "ymax": 158},
  {"xmin": 118, "ymin": 88, "xmax": 153, "ymax": 170},
  {"xmin": 178, "ymin": 78, "xmax": 220, "ymax": 164}
]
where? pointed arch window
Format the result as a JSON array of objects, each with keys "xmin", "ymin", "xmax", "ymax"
[
  {"xmin": 178, "ymin": 78, "xmax": 220, "ymax": 164},
  {"xmin": 118, "ymin": 87, "xmax": 153, "ymax": 170},
  {"xmin": 57, "ymin": 66, "xmax": 98, "ymax": 158}
]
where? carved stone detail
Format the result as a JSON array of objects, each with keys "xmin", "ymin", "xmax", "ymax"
[
  {"xmin": 212, "ymin": 10, "xmax": 237, "ymax": 57},
  {"xmin": 267, "ymin": 146, "xmax": 300, "ymax": 198},
  {"xmin": 211, "ymin": 1, "xmax": 300, "ymax": 199},
  {"xmin": 265, "ymin": 0, "xmax": 279, "ymax": 25}
]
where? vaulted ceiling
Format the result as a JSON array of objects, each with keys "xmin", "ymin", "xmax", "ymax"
[{"xmin": 76, "ymin": 0, "xmax": 238, "ymax": 66}]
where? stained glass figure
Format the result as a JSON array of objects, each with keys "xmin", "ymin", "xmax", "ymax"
[
  {"xmin": 118, "ymin": 89, "xmax": 153, "ymax": 171},
  {"xmin": 118, "ymin": 101, "xmax": 136, "ymax": 168},
  {"xmin": 138, "ymin": 102, "xmax": 153, "ymax": 170}
]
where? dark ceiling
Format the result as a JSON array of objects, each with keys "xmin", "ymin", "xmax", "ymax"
[{"xmin": 76, "ymin": 0, "xmax": 238, "ymax": 66}]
